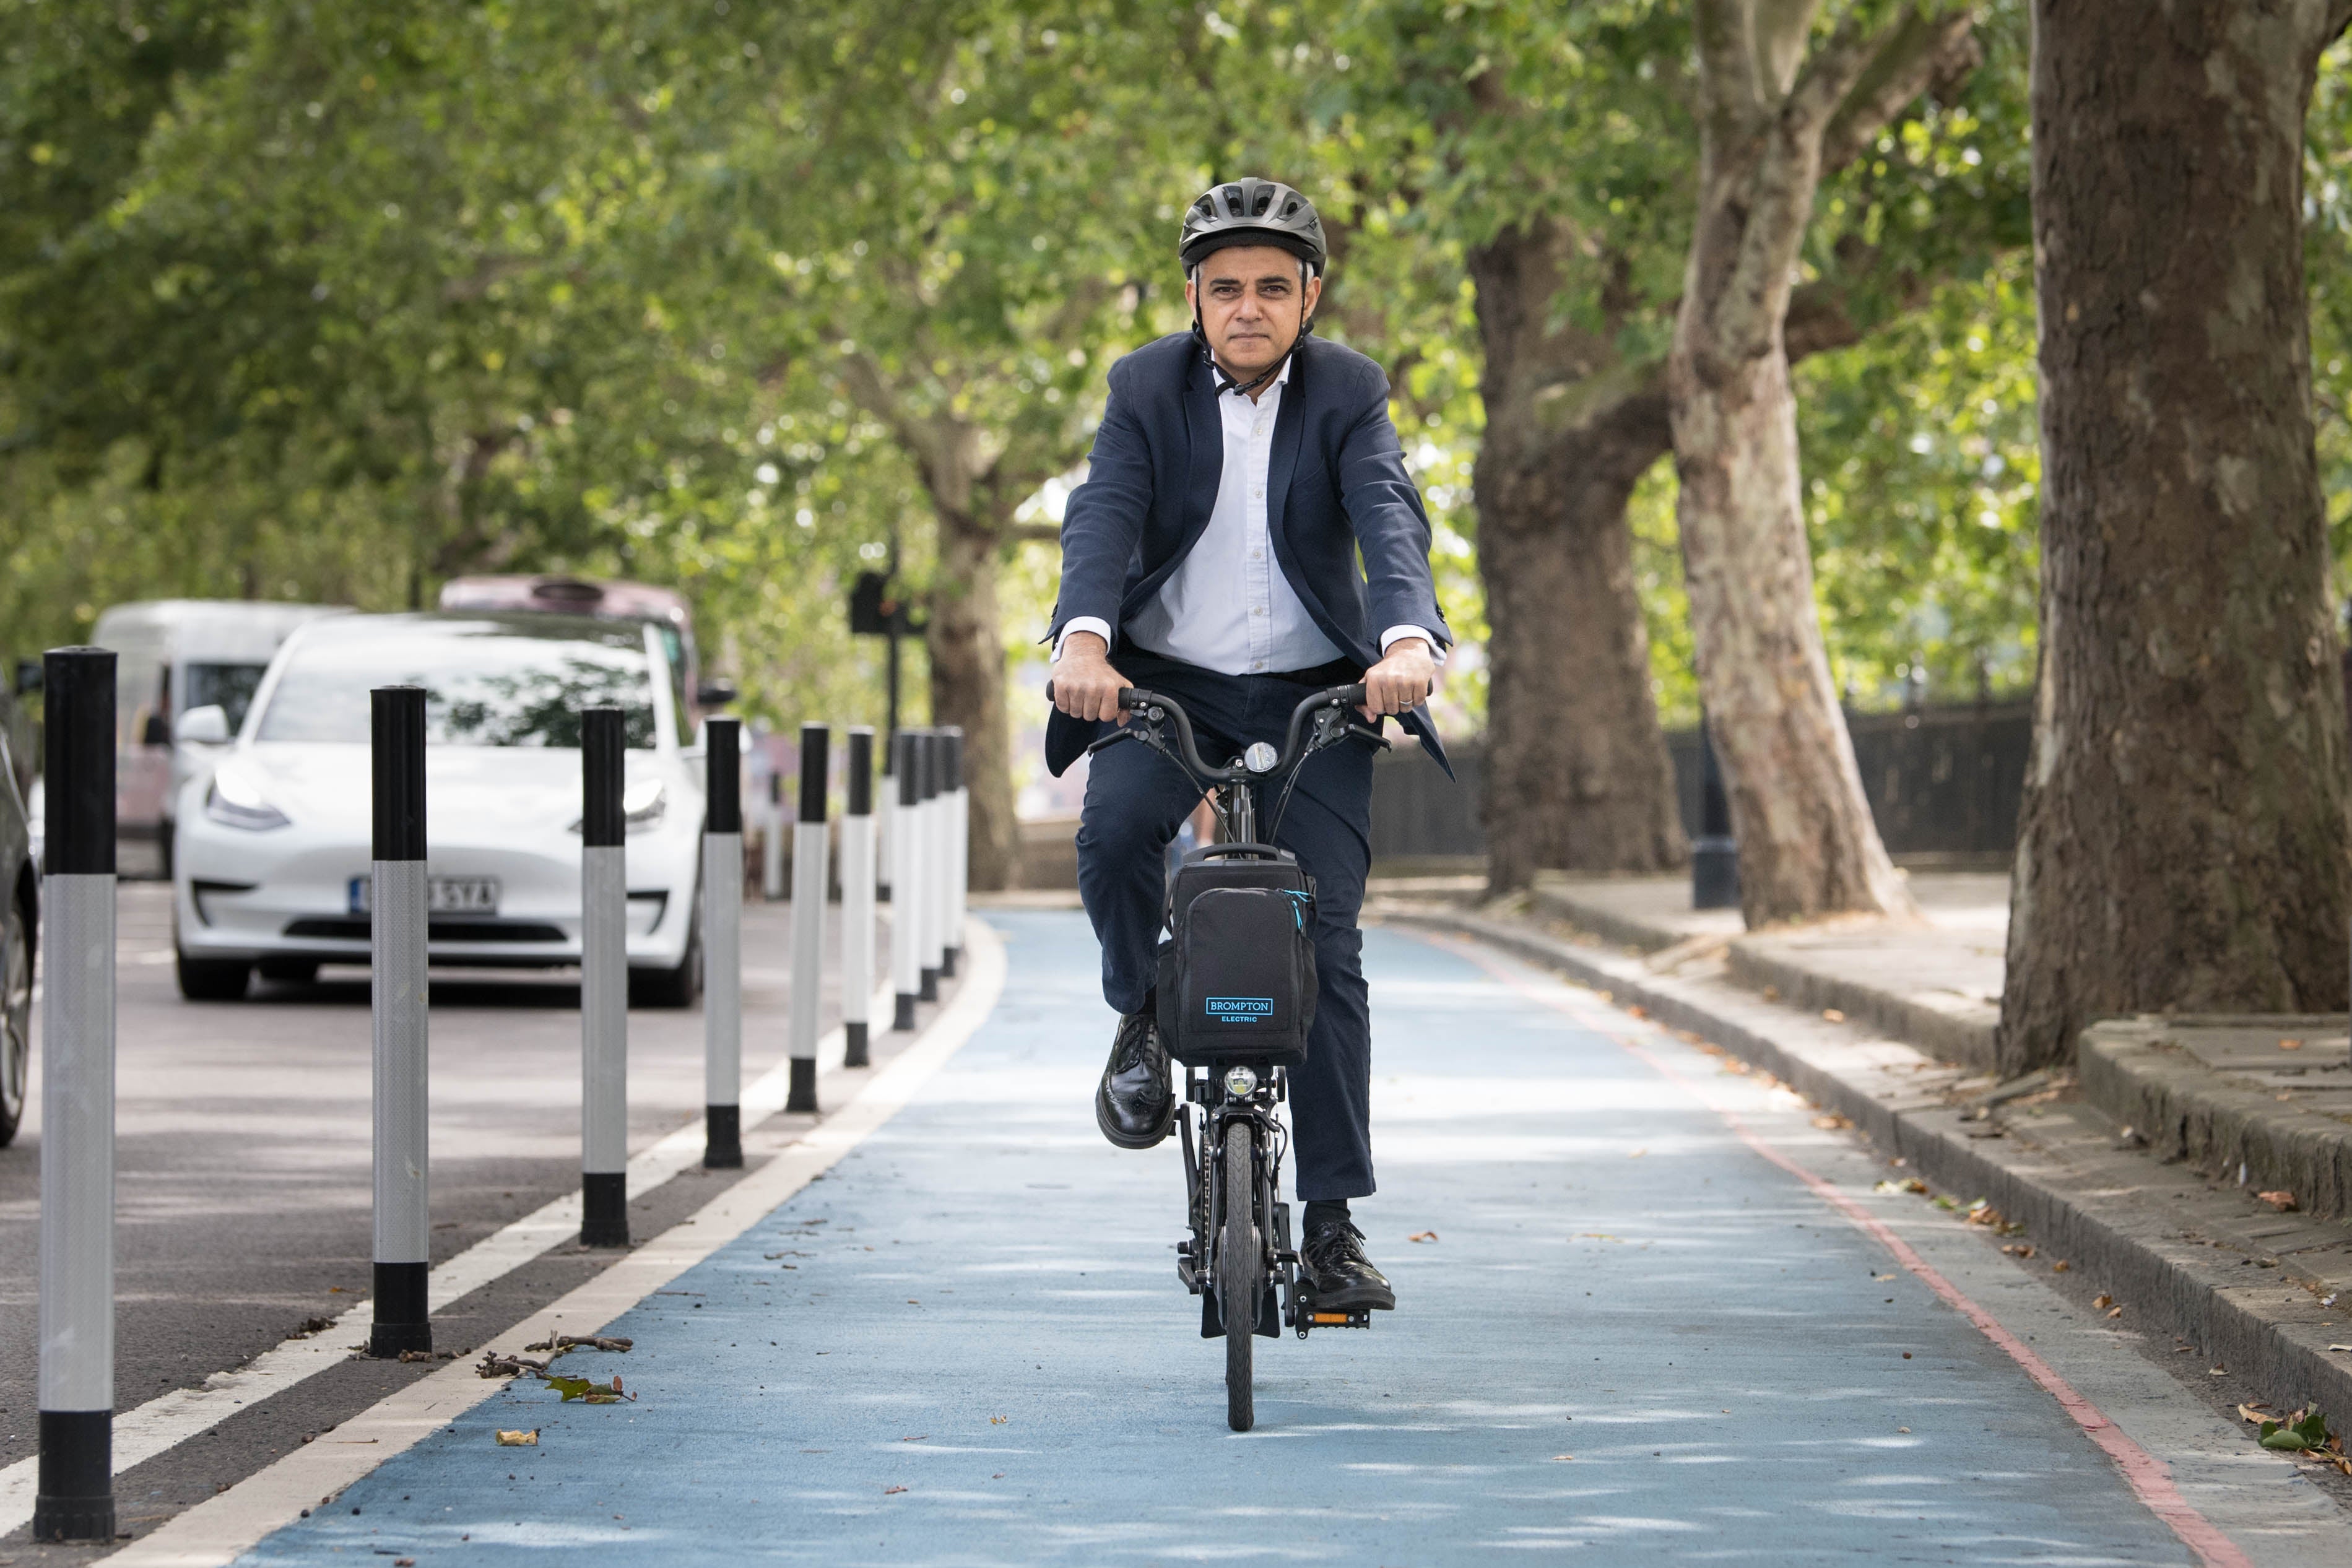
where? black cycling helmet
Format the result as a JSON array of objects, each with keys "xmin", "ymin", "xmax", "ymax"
[{"xmin": 1179, "ymin": 178, "xmax": 1326, "ymax": 275}]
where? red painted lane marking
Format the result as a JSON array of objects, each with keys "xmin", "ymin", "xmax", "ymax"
[{"xmin": 1430, "ymin": 934, "xmax": 2254, "ymax": 1568}]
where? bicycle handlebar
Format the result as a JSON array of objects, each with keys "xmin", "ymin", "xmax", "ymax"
[{"xmin": 1116, "ymin": 683, "xmax": 1368, "ymax": 788}]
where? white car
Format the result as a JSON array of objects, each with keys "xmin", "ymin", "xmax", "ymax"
[{"xmin": 171, "ymin": 612, "xmax": 706, "ymax": 1006}]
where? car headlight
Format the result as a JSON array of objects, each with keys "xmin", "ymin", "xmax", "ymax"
[
  {"xmin": 570, "ymin": 778, "xmax": 667, "ymax": 835},
  {"xmin": 204, "ymin": 765, "xmax": 291, "ymax": 831}
]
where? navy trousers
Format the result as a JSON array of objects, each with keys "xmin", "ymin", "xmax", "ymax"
[{"xmin": 1075, "ymin": 653, "xmax": 1376, "ymax": 1202}]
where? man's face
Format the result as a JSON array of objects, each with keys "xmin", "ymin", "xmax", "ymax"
[{"xmin": 1186, "ymin": 245, "xmax": 1321, "ymax": 378}]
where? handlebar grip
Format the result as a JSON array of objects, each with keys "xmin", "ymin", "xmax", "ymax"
[
  {"xmin": 1043, "ymin": 680, "xmax": 1152, "ymax": 709},
  {"xmin": 1333, "ymin": 683, "xmax": 1368, "ymax": 704}
]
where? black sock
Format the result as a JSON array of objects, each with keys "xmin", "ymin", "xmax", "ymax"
[{"xmin": 1302, "ymin": 1199, "xmax": 1350, "ymax": 1234}]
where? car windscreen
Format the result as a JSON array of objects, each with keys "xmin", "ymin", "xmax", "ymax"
[
  {"xmin": 254, "ymin": 620, "xmax": 657, "ymax": 748},
  {"xmin": 182, "ymin": 662, "xmax": 269, "ymax": 732}
]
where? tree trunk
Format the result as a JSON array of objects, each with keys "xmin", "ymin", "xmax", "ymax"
[
  {"xmin": 1467, "ymin": 222, "xmax": 1686, "ymax": 894},
  {"xmin": 2000, "ymin": 0, "xmax": 2352, "ymax": 1073},
  {"xmin": 927, "ymin": 508, "xmax": 1018, "ymax": 891},
  {"xmin": 1666, "ymin": 2, "xmax": 1971, "ymax": 927}
]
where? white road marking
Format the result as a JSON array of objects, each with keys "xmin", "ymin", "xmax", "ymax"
[
  {"xmin": 105, "ymin": 917, "xmax": 1002, "ymax": 1567},
  {"xmin": 0, "ymin": 945, "xmax": 909, "ymax": 1538}
]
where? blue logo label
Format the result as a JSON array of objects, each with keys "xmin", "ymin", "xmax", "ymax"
[{"xmin": 1205, "ymin": 996, "xmax": 1274, "ymax": 1022}]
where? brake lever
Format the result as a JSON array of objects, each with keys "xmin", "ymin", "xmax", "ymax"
[
  {"xmin": 1345, "ymin": 722, "xmax": 1392, "ymax": 752},
  {"xmin": 1082, "ymin": 727, "xmax": 1136, "ymax": 758}
]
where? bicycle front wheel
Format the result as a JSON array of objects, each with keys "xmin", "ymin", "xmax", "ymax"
[{"xmin": 1222, "ymin": 1120, "xmax": 1259, "ymax": 1432}]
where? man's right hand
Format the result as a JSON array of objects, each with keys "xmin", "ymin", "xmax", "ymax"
[{"xmin": 1050, "ymin": 631, "xmax": 1132, "ymax": 724}]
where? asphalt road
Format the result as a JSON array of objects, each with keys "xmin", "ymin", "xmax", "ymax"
[
  {"xmin": 235, "ymin": 912, "xmax": 2352, "ymax": 1565},
  {"xmin": 0, "ymin": 880, "xmax": 886, "ymax": 1483}
]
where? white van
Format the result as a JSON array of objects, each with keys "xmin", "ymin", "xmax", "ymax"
[{"xmin": 92, "ymin": 600, "xmax": 344, "ymax": 872}]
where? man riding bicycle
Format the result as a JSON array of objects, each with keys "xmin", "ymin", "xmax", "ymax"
[{"xmin": 1046, "ymin": 178, "xmax": 1451, "ymax": 1315}]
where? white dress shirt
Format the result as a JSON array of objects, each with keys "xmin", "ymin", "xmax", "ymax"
[{"xmin": 1057, "ymin": 358, "xmax": 1436, "ymax": 674}]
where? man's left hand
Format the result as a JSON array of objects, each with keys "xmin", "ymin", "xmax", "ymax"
[{"xmin": 1361, "ymin": 639, "xmax": 1436, "ymax": 718}]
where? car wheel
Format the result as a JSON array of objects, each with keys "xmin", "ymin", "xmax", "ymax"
[
  {"xmin": 176, "ymin": 947, "xmax": 251, "ymax": 1002},
  {"xmin": 256, "ymin": 956, "xmax": 318, "ymax": 985},
  {"xmin": 628, "ymin": 908, "xmax": 702, "ymax": 1010},
  {"xmin": 0, "ymin": 894, "xmax": 30, "ymax": 1146}
]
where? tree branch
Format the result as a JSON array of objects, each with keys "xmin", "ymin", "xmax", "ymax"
[
  {"xmin": 1005, "ymin": 522, "xmax": 1062, "ymax": 544},
  {"xmin": 1820, "ymin": 6, "xmax": 1980, "ymax": 174}
]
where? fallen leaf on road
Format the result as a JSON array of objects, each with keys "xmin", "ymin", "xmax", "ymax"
[
  {"xmin": 495, "ymin": 1431, "xmax": 537, "ymax": 1447},
  {"xmin": 1875, "ymin": 1179, "xmax": 1929, "ymax": 1195},
  {"xmin": 1932, "ymin": 1196, "xmax": 1958, "ymax": 1211},
  {"xmin": 2237, "ymin": 1403, "xmax": 2273, "ymax": 1424},
  {"xmin": 990, "ymin": 1416, "xmax": 1009, "ymax": 1424},
  {"xmin": 1408, "ymin": 1231, "xmax": 1439, "ymax": 1243},
  {"xmin": 2210, "ymin": 1366, "xmax": 2228, "ymax": 1376},
  {"xmin": 2094, "ymin": 1295, "xmax": 2114, "ymax": 1310},
  {"xmin": 2107, "ymin": 1307, "xmax": 2124, "ymax": 1319},
  {"xmin": 2259, "ymin": 1407, "xmax": 2332, "ymax": 1452},
  {"xmin": 1548, "ymin": 1454, "xmax": 1574, "ymax": 1462},
  {"xmin": 2328, "ymin": 1345, "xmax": 2352, "ymax": 1353},
  {"xmin": 1810, "ymin": 1114, "xmax": 1852, "ymax": 1130},
  {"xmin": 1628, "ymin": 1148, "xmax": 1647, "ymax": 1159},
  {"xmin": 2280, "ymin": 1039, "xmax": 2306, "ymax": 1050},
  {"xmin": 1578, "ymin": 1233, "xmax": 1623, "ymax": 1242},
  {"xmin": 902, "ymin": 1435, "xmax": 927, "ymax": 1442},
  {"xmin": 1897, "ymin": 1427, "xmax": 1910, "ymax": 1434},
  {"xmin": 524, "ymin": 1335, "xmax": 632, "ymax": 1354},
  {"xmin": 2052, "ymin": 1260, "xmax": 2071, "ymax": 1273},
  {"xmin": 883, "ymin": 1486, "xmax": 908, "ymax": 1496},
  {"xmin": 1822, "ymin": 1008, "xmax": 1847, "ymax": 1023},
  {"xmin": 2258, "ymin": 1191, "xmax": 2298, "ymax": 1212},
  {"xmin": 2001, "ymin": 1243, "xmax": 2036, "ymax": 1258},
  {"xmin": 1626, "ymin": 1005, "xmax": 1649, "ymax": 1020},
  {"xmin": 1875, "ymin": 1273, "xmax": 1898, "ymax": 1282}
]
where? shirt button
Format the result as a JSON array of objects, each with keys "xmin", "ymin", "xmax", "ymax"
[{"xmin": 1252, "ymin": 607, "xmax": 1266, "ymax": 616}]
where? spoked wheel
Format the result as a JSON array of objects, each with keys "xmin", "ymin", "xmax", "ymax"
[{"xmin": 1221, "ymin": 1120, "xmax": 1260, "ymax": 1432}]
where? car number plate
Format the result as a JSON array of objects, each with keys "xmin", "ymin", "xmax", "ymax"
[{"xmin": 347, "ymin": 876, "xmax": 501, "ymax": 916}]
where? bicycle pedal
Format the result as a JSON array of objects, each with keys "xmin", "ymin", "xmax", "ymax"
[{"xmin": 1304, "ymin": 1309, "xmax": 1371, "ymax": 1328}]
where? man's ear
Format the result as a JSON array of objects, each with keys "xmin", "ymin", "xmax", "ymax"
[
  {"xmin": 1184, "ymin": 275, "xmax": 1199, "ymax": 316},
  {"xmin": 1303, "ymin": 272, "xmax": 1322, "ymax": 317}
]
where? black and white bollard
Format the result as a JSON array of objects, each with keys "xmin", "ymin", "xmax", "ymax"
[
  {"xmin": 35, "ymin": 649, "xmax": 115, "ymax": 1543},
  {"xmin": 876, "ymin": 730, "xmax": 895, "ymax": 901},
  {"xmin": 919, "ymin": 732, "xmax": 944, "ymax": 1002},
  {"xmin": 703, "ymin": 717, "xmax": 744, "ymax": 1169},
  {"xmin": 940, "ymin": 726, "xmax": 966, "ymax": 978},
  {"xmin": 579, "ymin": 706, "xmax": 629, "ymax": 1247},
  {"xmin": 841, "ymin": 728, "xmax": 876, "ymax": 1070},
  {"xmin": 891, "ymin": 730, "xmax": 922, "ymax": 1031},
  {"xmin": 762, "ymin": 771, "xmax": 786, "ymax": 903},
  {"xmin": 786, "ymin": 724, "xmax": 830, "ymax": 1115},
  {"xmin": 369, "ymin": 686, "xmax": 432, "ymax": 1358}
]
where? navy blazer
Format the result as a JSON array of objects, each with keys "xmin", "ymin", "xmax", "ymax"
[{"xmin": 1045, "ymin": 332, "xmax": 1452, "ymax": 778}]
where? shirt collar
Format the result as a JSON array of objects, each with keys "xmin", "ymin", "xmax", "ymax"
[{"xmin": 1220, "ymin": 353, "xmax": 1293, "ymax": 404}]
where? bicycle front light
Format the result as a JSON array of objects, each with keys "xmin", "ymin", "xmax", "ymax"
[
  {"xmin": 1223, "ymin": 1065, "xmax": 1260, "ymax": 1098},
  {"xmin": 1244, "ymin": 742, "xmax": 1277, "ymax": 773}
]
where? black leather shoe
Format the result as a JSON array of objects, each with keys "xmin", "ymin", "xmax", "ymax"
[
  {"xmin": 1301, "ymin": 1220, "xmax": 1396, "ymax": 1311},
  {"xmin": 1094, "ymin": 1008, "xmax": 1174, "ymax": 1150}
]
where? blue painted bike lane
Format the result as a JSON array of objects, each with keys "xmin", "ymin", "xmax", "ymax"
[{"xmin": 235, "ymin": 911, "xmax": 2197, "ymax": 1564}]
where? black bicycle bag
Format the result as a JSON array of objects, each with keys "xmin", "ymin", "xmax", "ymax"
[{"xmin": 1156, "ymin": 844, "xmax": 1317, "ymax": 1068}]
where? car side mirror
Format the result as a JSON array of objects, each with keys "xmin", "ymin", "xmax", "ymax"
[
  {"xmin": 13, "ymin": 661, "xmax": 40, "ymax": 698},
  {"xmin": 176, "ymin": 704, "xmax": 232, "ymax": 745},
  {"xmin": 696, "ymin": 680, "xmax": 739, "ymax": 708}
]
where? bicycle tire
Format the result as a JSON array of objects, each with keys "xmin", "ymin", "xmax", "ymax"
[{"xmin": 1222, "ymin": 1121, "xmax": 1258, "ymax": 1432}]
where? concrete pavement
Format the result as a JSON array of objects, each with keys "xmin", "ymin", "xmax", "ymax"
[{"xmin": 219, "ymin": 912, "xmax": 2345, "ymax": 1564}]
